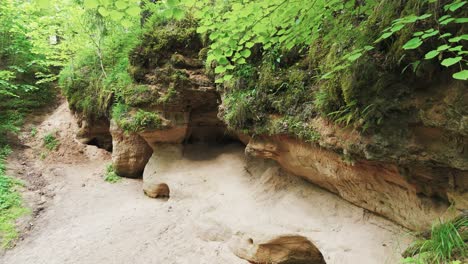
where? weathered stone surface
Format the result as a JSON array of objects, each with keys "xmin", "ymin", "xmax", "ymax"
[
  {"xmin": 143, "ymin": 143, "xmax": 184, "ymax": 195},
  {"xmin": 144, "ymin": 183, "xmax": 170, "ymax": 199},
  {"xmin": 138, "ymin": 112, "xmax": 190, "ymax": 146},
  {"xmin": 110, "ymin": 120, "xmax": 153, "ymax": 178},
  {"xmin": 75, "ymin": 116, "xmax": 112, "ymax": 151},
  {"xmin": 245, "ymin": 135, "xmax": 467, "ymax": 230},
  {"xmin": 229, "ymin": 233, "xmax": 326, "ymax": 264}
]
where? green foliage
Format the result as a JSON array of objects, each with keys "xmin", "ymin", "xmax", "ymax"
[
  {"xmin": 112, "ymin": 103, "xmax": 164, "ymax": 132},
  {"xmin": 43, "ymin": 133, "xmax": 59, "ymax": 151},
  {"xmin": 104, "ymin": 164, "xmax": 121, "ymax": 183},
  {"xmin": 0, "ymin": 145, "xmax": 28, "ymax": 248},
  {"xmin": 374, "ymin": 0, "xmax": 467, "ymax": 80},
  {"xmin": 0, "ymin": 0, "xmax": 56, "ymax": 138},
  {"xmin": 403, "ymin": 217, "xmax": 467, "ymax": 263},
  {"xmin": 30, "ymin": 127, "xmax": 38, "ymax": 137},
  {"xmin": 53, "ymin": 0, "xmax": 143, "ymax": 121}
]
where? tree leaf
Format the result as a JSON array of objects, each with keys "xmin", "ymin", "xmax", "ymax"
[
  {"xmin": 437, "ymin": 44, "xmax": 450, "ymax": 51},
  {"xmin": 453, "ymin": 70, "xmax": 468, "ymax": 80},
  {"xmin": 448, "ymin": 46, "xmax": 463, "ymax": 52},
  {"xmin": 347, "ymin": 52, "xmax": 362, "ymax": 61},
  {"xmin": 391, "ymin": 24, "xmax": 405, "ymax": 32},
  {"xmin": 455, "ymin": 18, "xmax": 468, "ymax": 23},
  {"xmin": 126, "ymin": 6, "xmax": 140, "ymax": 17},
  {"xmin": 440, "ymin": 18, "xmax": 455, "ymax": 25},
  {"xmin": 240, "ymin": 49, "xmax": 251, "ymax": 58},
  {"xmin": 223, "ymin": 74, "xmax": 233, "ymax": 81},
  {"xmin": 418, "ymin": 14, "xmax": 432, "ymax": 20},
  {"xmin": 422, "ymin": 30, "xmax": 439, "ymax": 39},
  {"xmin": 173, "ymin": 8, "xmax": 185, "ymax": 20},
  {"xmin": 109, "ymin": 10, "xmax": 124, "ymax": 21},
  {"xmin": 98, "ymin": 7, "xmax": 109, "ymax": 17},
  {"xmin": 424, "ymin": 50, "xmax": 439, "ymax": 59},
  {"xmin": 36, "ymin": 0, "xmax": 49, "ymax": 8},
  {"xmin": 214, "ymin": 66, "xmax": 226, "ymax": 74},
  {"xmin": 438, "ymin": 15, "xmax": 451, "ymax": 22},
  {"xmin": 166, "ymin": 0, "xmax": 178, "ymax": 7},
  {"xmin": 445, "ymin": 1, "xmax": 466, "ymax": 12},
  {"xmin": 83, "ymin": 0, "xmax": 99, "ymax": 9},
  {"xmin": 218, "ymin": 57, "xmax": 229, "ymax": 65},
  {"xmin": 439, "ymin": 33, "xmax": 452, "ymax": 39},
  {"xmin": 403, "ymin": 38, "xmax": 423, "ymax": 50},
  {"xmin": 115, "ymin": 1, "xmax": 127, "ymax": 10},
  {"xmin": 449, "ymin": 34, "xmax": 468, "ymax": 42},
  {"xmin": 441, "ymin": 57, "xmax": 462, "ymax": 67},
  {"xmin": 120, "ymin": 19, "xmax": 133, "ymax": 28},
  {"xmin": 381, "ymin": 32, "xmax": 393, "ymax": 39}
]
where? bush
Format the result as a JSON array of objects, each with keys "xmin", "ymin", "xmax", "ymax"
[{"xmin": 104, "ymin": 164, "xmax": 121, "ymax": 183}]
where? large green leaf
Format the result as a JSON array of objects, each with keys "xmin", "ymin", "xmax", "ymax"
[
  {"xmin": 453, "ymin": 70, "xmax": 468, "ymax": 80},
  {"xmin": 98, "ymin": 7, "xmax": 109, "ymax": 17},
  {"xmin": 441, "ymin": 57, "xmax": 462, "ymax": 67},
  {"xmin": 83, "ymin": 0, "xmax": 99, "ymax": 9},
  {"xmin": 402, "ymin": 38, "xmax": 423, "ymax": 50},
  {"xmin": 424, "ymin": 50, "xmax": 439, "ymax": 59},
  {"xmin": 115, "ymin": 1, "xmax": 127, "ymax": 10},
  {"xmin": 445, "ymin": 1, "xmax": 466, "ymax": 12},
  {"xmin": 109, "ymin": 10, "xmax": 124, "ymax": 21},
  {"xmin": 173, "ymin": 8, "xmax": 185, "ymax": 20},
  {"xmin": 347, "ymin": 52, "xmax": 362, "ymax": 62},
  {"xmin": 126, "ymin": 6, "xmax": 140, "ymax": 17},
  {"xmin": 36, "ymin": 0, "xmax": 49, "ymax": 8},
  {"xmin": 240, "ymin": 49, "xmax": 251, "ymax": 58}
]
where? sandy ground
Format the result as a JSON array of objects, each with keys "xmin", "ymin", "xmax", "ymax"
[{"xmin": 0, "ymin": 102, "xmax": 413, "ymax": 264}]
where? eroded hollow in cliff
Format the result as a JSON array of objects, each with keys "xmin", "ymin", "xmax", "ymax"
[{"xmin": 76, "ymin": 118, "xmax": 113, "ymax": 152}]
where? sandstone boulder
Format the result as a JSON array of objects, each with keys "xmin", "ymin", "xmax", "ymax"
[
  {"xmin": 229, "ymin": 233, "xmax": 326, "ymax": 264},
  {"xmin": 110, "ymin": 120, "xmax": 153, "ymax": 178},
  {"xmin": 144, "ymin": 183, "xmax": 170, "ymax": 199}
]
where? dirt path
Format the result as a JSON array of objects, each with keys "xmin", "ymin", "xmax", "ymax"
[{"xmin": 0, "ymin": 102, "xmax": 413, "ymax": 264}]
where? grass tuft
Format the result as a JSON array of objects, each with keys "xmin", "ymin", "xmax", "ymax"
[
  {"xmin": 43, "ymin": 133, "xmax": 59, "ymax": 151},
  {"xmin": 403, "ymin": 216, "xmax": 467, "ymax": 264},
  {"xmin": 104, "ymin": 164, "xmax": 121, "ymax": 184}
]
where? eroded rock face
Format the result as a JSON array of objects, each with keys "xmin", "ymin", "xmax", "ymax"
[
  {"xmin": 143, "ymin": 143, "xmax": 183, "ymax": 195},
  {"xmin": 229, "ymin": 233, "xmax": 326, "ymax": 264},
  {"xmin": 75, "ymin": 116, "xmax": 112, "ymax": 151},
  {"xmin": 110, "ymin": 120, "xmax": 153, "ymax": 178},
  {"xmin": 245, "ymin": 135, "xmax": 467, "ymax": 230}
]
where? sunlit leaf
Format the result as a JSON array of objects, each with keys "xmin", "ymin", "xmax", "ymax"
[
  {"xmin": 453, "ymin": 70, "xmax": 468, "ymax": 80},
  {"xmin": 83, "ymin": 0, "xmax": 99, "ymax": 9},
  {"xmin": 402, "ymin": 38, "xmax": 423, "ymax": 50},
  {"xmin": 424, "ymin": 50, "xmax": 439, "ymax": 59},
  {"xmin": 441, "ymin": 57, "xmax": 462, "ymax": 67}
]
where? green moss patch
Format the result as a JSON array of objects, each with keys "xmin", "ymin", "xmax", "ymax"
[{"xmin": 112, "ymin": 103, "xmax": 164, "ymax": 133}]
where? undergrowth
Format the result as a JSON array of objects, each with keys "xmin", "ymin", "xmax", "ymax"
[
  {"xmin": 0, "ymin": 145, "xmax": 28, "ymax": 248},
  {"xmin": 403, "ymin": 216, "xmax": 468, "ymax": 264},
  {"xmin": 112, "ymin": 103, "xmax": 164, "ymax": 133},
  {"xmin": 104, "ymin": 164, "xmax": 121, "ymax": 184},
  {"xmin": 43, "ymin": 133, "xmax": 60, "ymax": 151}
]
